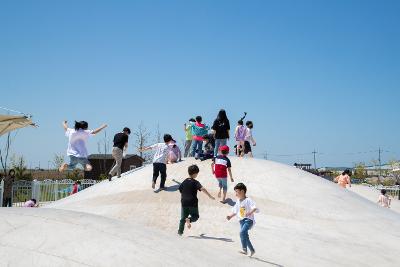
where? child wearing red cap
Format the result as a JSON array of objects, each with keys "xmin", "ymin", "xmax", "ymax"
[{"xmin": 211, "ymin": 145, "xmax": 234, "ymax": 203}]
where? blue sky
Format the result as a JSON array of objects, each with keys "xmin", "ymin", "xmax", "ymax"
[{"xmin": 1, "ymin": 0, "xmax": 399, "ymax": 168}]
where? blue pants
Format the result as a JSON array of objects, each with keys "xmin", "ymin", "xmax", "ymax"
[
  {"xmin": 240, "ymin": 218, "xmax": 255, "ymax": 252},
  {"xmin": 214, "ymin": 138, "xmax": 227, "ymax": 156},
  {"xmin": 191, "ymin": 140, "xmax": 203, "ymax": 158},
  {"xmin": 68, "ymin": 156, "xmax": 90, "ymax": 170}
]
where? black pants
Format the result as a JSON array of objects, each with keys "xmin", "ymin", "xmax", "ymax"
[
  {"xmin": 153, "ymin": 163, "xmax": 167, "ymax": 188},
  {"xmin": 2, "ymin": 198, "xmax": 12, "ymax": 207},
  {"xmin": 178, "ymin": 206, "xmax": 199, "ymax": 234}
]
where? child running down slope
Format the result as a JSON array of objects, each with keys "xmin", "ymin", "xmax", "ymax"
[{"xmin": 178, "ymin": 165, "xmax": 215, "ymax": 235}]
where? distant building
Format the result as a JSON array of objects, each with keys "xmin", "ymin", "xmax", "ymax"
[
  {"xmin": 318, "ymin": 167, "xmax": 352, "ymax": 173},
  {"xmin": 294, "ymin": 163, "xmax": 312, "ymax": 171},
  {"xmin": 365, "ymin": 165, "xmax": 392, "ymax": 176},
  {"xmin": 84, "ymin": 154, "xmax": 145, "ymax": 180}
]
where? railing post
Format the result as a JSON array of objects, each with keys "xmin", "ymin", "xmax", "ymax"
[
  {"xmin": 0, "ymin": 179, "xmax": 3, "ymax": 207},
  {"xmin": 31, "ymin": 180, "xmax": 41, "ymax": 202},
  {"xmin": 54, "ymin": 182, "xmax": 58, "ymax": 201}
]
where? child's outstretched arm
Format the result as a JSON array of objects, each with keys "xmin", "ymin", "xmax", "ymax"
[
  {"xmin": 250, "ymin": 133, "xmax": 256, "ymax": 146},
  {"xmin": 201, "ymin": 187, "xmax": 215, "ymax": 200},
  {"xmin": 226, "ymin": 213, "xmax": 236, "ymax": 221},
  {"xmin": 139, "ymin": 146, "xmax": 151, "ymax": 152},
  {"xmin": 228, "ymin": 167, "xmax": 234, "ymax": 182},
  {"xmin": 92, "ymin": 124, "xmax": 108, "ymax": 135},
  {"xmin": 246, "ymin": 208, "xmax": 258, "ymax": 217},
  {"xmin": 62, "ymin": 121, "xmax": 68, "ymax": 131}
]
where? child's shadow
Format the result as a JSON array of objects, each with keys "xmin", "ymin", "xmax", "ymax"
[
  {"xmin": 251, "ymin": 257, "xmax": 284, "ymax": 267},
  {"xmin": 154, "ymin": 179, "xmax": 181, "ymax": 193},
  {"xmin": 188, "ymin": 233, "xmax": 233, "ymax": 243},
  {"xmin": 224, "ymin": 198, "xmax": 236, "ymax": 207}
]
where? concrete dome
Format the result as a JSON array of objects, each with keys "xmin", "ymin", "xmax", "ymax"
[{"xmin": 2, "ymin": 157, "xmax": 400, "ymax": 266}]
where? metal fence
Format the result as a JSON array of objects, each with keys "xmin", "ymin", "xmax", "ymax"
[
  {"xmin": 0, "ymin": 179, "xmax": 97, "ymax": 207},
  {"xmin": 374, "ymin": 185, "xmax": 400, "ymax": 200},
  {"xmin": 0, "ymin": 167, "xmax": 147, "ymax": 207}
]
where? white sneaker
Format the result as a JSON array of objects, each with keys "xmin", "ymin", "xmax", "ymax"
[{"xmin": 239, "ymin": 250, "xmax": 248, "ymax": 255}]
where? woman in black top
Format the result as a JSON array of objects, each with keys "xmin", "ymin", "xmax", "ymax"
[{"xmin": 211, "ymin": 109, "xmax": 230, "ymax": 156}]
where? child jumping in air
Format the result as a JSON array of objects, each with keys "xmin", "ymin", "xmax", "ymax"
[
  {"xmin": 178, "ymin": 165, "xmax": 215, "ymax": 235},
  {"xmin": 227, "ymin": 183, "xmax": 259, "ymax": 257},
  {"xmin": 59, "ymin": 121, "xmax": 108, "ymax": 172},
  {"xmin": 211, "ymin": 145, "xmax": 234, "ymax": 203},
  {"xmin": 140, "ymin": 134, "xmax": 173, "ymax": 190}
]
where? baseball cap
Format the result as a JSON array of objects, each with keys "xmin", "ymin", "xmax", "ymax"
[{"xmin": 219, "ymin": 145, "xmax": 230, "ymax": 153}]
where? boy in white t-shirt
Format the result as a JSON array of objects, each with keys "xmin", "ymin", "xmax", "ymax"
[
  {"xmin": 227, "ymin": 183, "xmax": 259, "ymax": 257},
  {"xmin": 59, "ymin": 121, "xmax": 107, "ymax": 172},
  {"xmin": 377, "ymin": 189, "xmax": 391, "ymax": 208},
  {"xmin": 139, "ymin": 134, "xmax": 173, "ymax": 190}
]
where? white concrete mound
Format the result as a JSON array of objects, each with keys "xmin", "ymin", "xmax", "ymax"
[{"xmin": 1, "ymin": 158, "xmax": 400, "ymax": 267}]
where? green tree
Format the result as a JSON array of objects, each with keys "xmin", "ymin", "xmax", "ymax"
[
  {"xmin": 388, "ymin": 159, "xmax": 400, "ymax": 184},
  {"xmin": 66, "ymin": 169, "xmax": 83, "ymax": 181},
  {"xmin": 354, "ymin": 162, "xmax": 367, "ymax": 180},
  {"xmin": 10, "ymin": 154, "xmax": 32, "ymax": 181}
]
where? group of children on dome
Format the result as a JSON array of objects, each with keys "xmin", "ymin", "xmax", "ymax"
[{"xmin": 59, "ymin": 109, "xmax": 260, "ymax": 256}]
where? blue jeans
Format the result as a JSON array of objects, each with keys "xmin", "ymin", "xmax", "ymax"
[
  {"xmin": 240, "ymin": 218, "xmax": 255, "ymax": 252},
  {"xmin": 214, "ymin": 139, "xmax": 227, "ymax": 156},
  {"xmin": 191, "ymin": 140, "xmax": 203, "ymax": 158},
  {"xmin": 68, "ymin": 156, "xmax": 90, "ymax": 170}
]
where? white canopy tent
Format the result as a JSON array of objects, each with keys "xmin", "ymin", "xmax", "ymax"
[{"xmin": 0, "ymin": 114, "xmax": 36, "ymax": 136}]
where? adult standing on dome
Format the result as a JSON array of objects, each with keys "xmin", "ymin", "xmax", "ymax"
[
  {"xmin": 2, "ymin": 169, "xmax": 15, "ymax": 207},
  {"xmin": 211, "ymin": 109, "xmax": 230, "ymax": 157}
]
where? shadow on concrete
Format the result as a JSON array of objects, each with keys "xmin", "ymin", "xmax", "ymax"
[
  {"xmin": 251, "ymin": 257, "xmax": 284, "ymax": 267},
  {"xmin": 223, "ymin": 198, "xmax": 236, "ymax": 207},
  {"xmin": 153, "ymin": 179, "xmax": 181, "ymax": 193},
  {"xmin": 188, "ymin": 233, "xmax": 233, "ymax": 243},
  {"xmin": 165, "ymin": 179, "xmax": 182, "ymax": 192}
]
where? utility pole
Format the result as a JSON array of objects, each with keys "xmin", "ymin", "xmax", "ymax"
[
  {"xmin": 312, "ymin": 149, "xmax": 317, "ymax": 170},
  {"xmin": 263, "ymin": 151, "xmax": 268, "ymax": 160},
  {"xmin": 378, "ymin": 147, "xmax": 382, "ymax": 177}
]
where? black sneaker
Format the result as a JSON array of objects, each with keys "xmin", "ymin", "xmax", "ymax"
[{"xmin": 108, "ymin": 174, "xmax": 112, "ymax": 181}]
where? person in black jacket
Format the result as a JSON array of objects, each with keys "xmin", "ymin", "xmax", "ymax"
[
  {"xmin": 108, "ymin": 127, "xmax": 131, "ymax": 181},
  {"xmin": 211, "ymin": 109, "xmax": 230, "ymax": 156}
]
